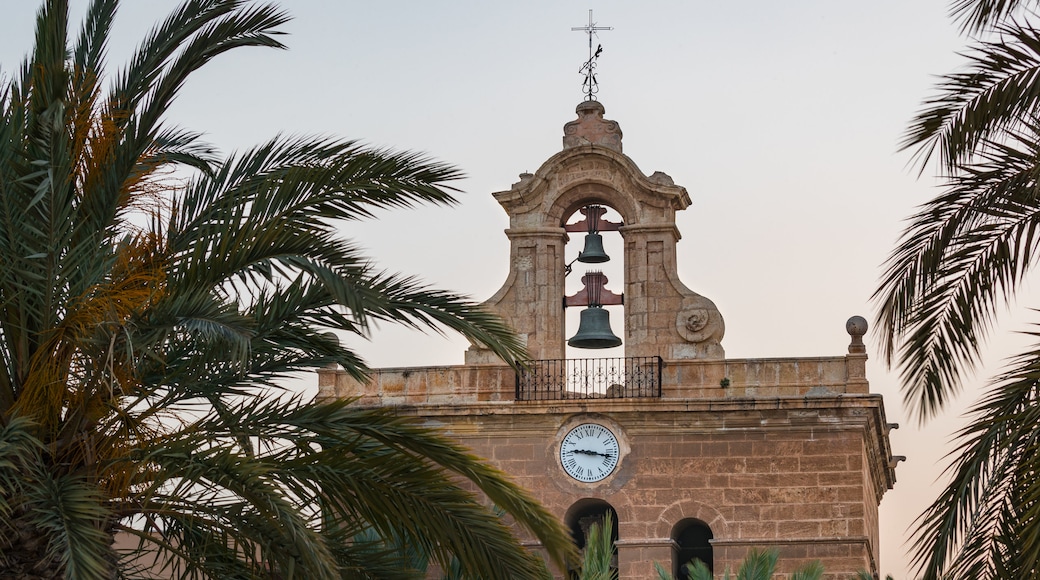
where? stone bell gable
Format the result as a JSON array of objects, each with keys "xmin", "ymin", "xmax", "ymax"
[
  {"xmin": 467, "ymin": 100, "xmax": 724, "ymax": 363},
  {"xmin": 319, "ymin": 101, "xmax": 898, "ymax": 580}
]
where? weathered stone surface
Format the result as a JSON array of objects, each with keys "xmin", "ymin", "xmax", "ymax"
[
  {"xmin": 563, "ymin": 100, "xmax": 623, "ymax": 152},
  {"xmin": 319, "ymin": 361, "xmax": 897, "ymax": 578},
  {"xmin": 316, "ymin": 103, "xmax": 898, "ymax": 579}
]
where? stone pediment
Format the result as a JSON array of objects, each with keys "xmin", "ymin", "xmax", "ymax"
[{"xmin": 496, "ymin": 146, "xmax": 691, "ymax": 229}]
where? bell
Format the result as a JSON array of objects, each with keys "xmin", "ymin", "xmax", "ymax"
[
  {"xmin": 577, "ymin": 233, "xmax": 610, "ymax": 263},
  {"xmin": 568, "ymin": 306, "xmax": 622, "ymax": 349}
]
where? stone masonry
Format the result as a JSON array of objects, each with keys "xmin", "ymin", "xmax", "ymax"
[{"xmin": 318, "ymin": 102, "xmax": 897, "ymax": 579}]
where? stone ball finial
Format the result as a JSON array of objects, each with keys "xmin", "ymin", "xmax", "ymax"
[
  {"xmin": 846, "ymin": 315, "xmax": 868, "ymax": 337},
  {"xmin": 846, "ymin": 315, "xmax": 868, "ymax": 354},
  {"xmin": 575, "ymin": 100, "xmax": 606, "ymax": 117}
]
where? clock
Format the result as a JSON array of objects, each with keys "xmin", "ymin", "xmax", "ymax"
[{"xmin": 560, "ymin": 423, "xmax": 620, "ymax": 483}]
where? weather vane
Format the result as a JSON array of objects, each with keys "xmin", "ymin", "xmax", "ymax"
[{"xmin": 572, "ymin": 9, "xmax": 612, "ymax": 101}]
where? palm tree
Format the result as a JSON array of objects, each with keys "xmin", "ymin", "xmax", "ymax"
[
  {"xmin": 0, "ymin": 0, "xmax": 574, "ymax": 578},
  {"xmin": 875, "ymin": 0, "xmax": 1040, "ymax": 578}
]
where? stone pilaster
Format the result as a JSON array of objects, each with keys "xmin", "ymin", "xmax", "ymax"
[{"xmin": 468, "ymin": 227, "xmax": 568, "ymax": 362}]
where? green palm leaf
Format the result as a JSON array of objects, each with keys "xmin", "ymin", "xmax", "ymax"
[
  {"xmin": 735, "ymin": 548, "xmax": 778, "ymax": 580},
  {"xmin": 903, "ymin": 19, "xmax": 1040, "ymax": 172},
  {"xmin": 950, "ymin": 0, "xmax": 1033, "ymax": 34},
  {"xmin": 880, "ymin": 2, "xmax": 1040, "ymax": 577},
  {"xmin": 579, "ymin": 511, "xmax": 615, "ymax": 580},
  {"xmin": 0, "ymin": 1, "xmax": 572, "ymax": 577},
  {"xmin": 789, "ymin": 559, "xmax": 824, "ymax": 580},
  {"xmin": 876, "ymin": 121, "xmax": 1040, "ymax": 420},
  {"xmin": 908, "ymin": 329, "xmax": 1040, "ymax": 579}
]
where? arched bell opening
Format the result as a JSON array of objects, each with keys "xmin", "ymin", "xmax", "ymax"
[
  {"xmin": 671, "ymin": 518, "xmax": 713, "ymax": 579},
  {"xmin": 563, "ymin": 203, "xmax": 625, "ymax": 362},
  {"xmin": 564, "ymin": 498, "xmax": 619, "ymax": 578}
]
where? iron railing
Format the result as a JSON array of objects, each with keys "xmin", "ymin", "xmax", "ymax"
[{"xmin": 516, "ymin": 356, "xmax": 662, "ymax": 401}]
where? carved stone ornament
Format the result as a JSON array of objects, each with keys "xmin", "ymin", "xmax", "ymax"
[
  {"xmin": 684, "ymin": 310, "xmax": 708, "ymax": 332},
  {"xmin": 562, "ymin": 101, "xmax": 623, "ymax": 152},
  {"xmin": 676, "ymin": 307, "xmax": 719, "ymax": 343}
]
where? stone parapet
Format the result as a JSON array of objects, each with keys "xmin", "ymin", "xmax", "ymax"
[
  {"xmin": 316, "ymin": 354, "xmax": 870, "ymax": 406},
  {"xmin": 668, "ymin": 356, "xmax": 869, "ymax": 397},
  {"xmin": 317, "ymin": 364, "xmax": 517, "ymax": 407}
]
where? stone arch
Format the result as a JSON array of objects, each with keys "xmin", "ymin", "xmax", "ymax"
[
  {"xmin": 531, "ymin": 147, "xmax": 685, "ymax": 231},
  {"xmin": 652, "ymin": 499, "xmax": 727, "ymax": 540},
  {"xmin": 563, "ymin": 498, "xmax": 620, "ymax": 577},
  {"xmin": 551, "ymin": 182, "xmax": 639, "ymax": 230},
  {"xmin": 641, "ymin": 500, "xmax": 724, "ymax": 580}
]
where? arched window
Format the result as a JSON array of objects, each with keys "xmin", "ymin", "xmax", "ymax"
[
  {"xmin": 565, "ymin": 499, "xmax": 618, "ymax": 578},
  {"xmin": 672, "ymin": 518, "xmax": 712, "ymax": 579}
]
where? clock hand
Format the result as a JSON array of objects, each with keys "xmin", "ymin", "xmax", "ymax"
[{"xmin": 573, "ymin": 449, "xmax": 613, "ymax": 458}]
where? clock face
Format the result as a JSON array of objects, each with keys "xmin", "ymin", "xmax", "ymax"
[{"xmin": 560, "ymin": 423, "xmax": 620, "ymax": 483}]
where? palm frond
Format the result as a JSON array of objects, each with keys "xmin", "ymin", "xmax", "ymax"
[
  {"xmin": 686, "ymin": 558, "xmax": 718, "ymax": 580},
  {"xmin": 109, "ymin": 0, "xmax": 254, "ymax": 125},
  {"xmin": 653, "ymin": 560, "xmax": 673, "ymax": 580},
  {"xmin": 949, "ymin": 0, "xmax": 1033, "ymax": 34},
  {"xmin": 909, "ymin": 327, "xmax": 1040, "ymax": 579},
  {"xmin": 903, "ymin": 20, "xmax": 1040, "ymax": 172},
  {"xmin": 27, "ymin": 0, "xmax": 70, "ymax": 120},
  {"xmin": 273, "ymin": 399, "xmax": 572, "ymax": 575},
  {"xmin": 875, "ymin": 121, "xmax": 1040, "ymax": 420},
  {"xmin": 108, "ymin": 397, "xmax": 569, "ymax": 579},
  {"xmin": 72, "ymin": 0, "xmax": 117, "ymax": 77},
  {"xmin": 892, "ymin": 8, "xmax": 1040, "ymax": 577},
  {"xmin": 335, "ymin": 270, "xmax": 527, "ymax": 368},
  {"xmin": 170, "ymin": 136, "xmax": 461, "ymax": 245},
  {"xmin": 25, "ymin": 471, "xmax": 112, "ymax": 580},
  {"xmin": 790, "ymin": 559, "xmax": 825, "ymax": 580},
  {"xmin": 0, "ymin": 1, "xmax": 564, "ymax": 577},
  {"xmin": 735, "ymin": 548, "xmax": 778, "ymax": 580},
  {"xmin": 579, "ymin": 511, "xmax": 615, "ymax": 580},
  {"xmin": 132, "ymin": 2, "xmax": 289, "ymax": 141},
  {"xmin": 0, "ymin": 416, "xmax": 42, "ymax": 520}
]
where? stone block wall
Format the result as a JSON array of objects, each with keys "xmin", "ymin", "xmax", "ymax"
[{"xmin": 318, "ymin": 356, "xmax": 896, "ymax": 580}]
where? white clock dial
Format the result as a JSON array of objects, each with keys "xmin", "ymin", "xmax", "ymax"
[{"xmin": 560, "ymin": 423, "xmax": 620, "ymax": 483}]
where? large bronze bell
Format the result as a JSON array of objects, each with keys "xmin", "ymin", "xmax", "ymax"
[
  {"xmin": 568, "ymin": 306, "xmax": 622, "ymax": 349},
  {"xmin": 577, "ymin": 233, "xmax": 610, "ymax": 263}
]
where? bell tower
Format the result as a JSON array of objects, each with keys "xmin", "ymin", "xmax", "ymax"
[
  {"xmin": 466, "ymin": 100, "xmax": 724, "ymax": 364},
  {"xmin": 318, "ymin": 100, "xmax": 899, "ymax": 579}
]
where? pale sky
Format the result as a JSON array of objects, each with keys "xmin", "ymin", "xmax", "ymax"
[{"xmin": 0, "ymin": 1, "xmax": 1008, "ymax": 577}]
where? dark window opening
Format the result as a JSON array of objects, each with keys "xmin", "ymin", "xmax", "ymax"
[{"xmin": 673, "ymin": 519, "xmax": 712, "ymax": 579}]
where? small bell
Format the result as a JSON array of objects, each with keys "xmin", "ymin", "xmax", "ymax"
[{"xmin": 577, "ymin": 233, "xmax": 610, "ymax": 263}]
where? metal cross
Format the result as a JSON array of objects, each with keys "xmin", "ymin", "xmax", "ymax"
[{"xmin": 572, "ymin": 9, "xmax": 612, "ymax": 101}]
